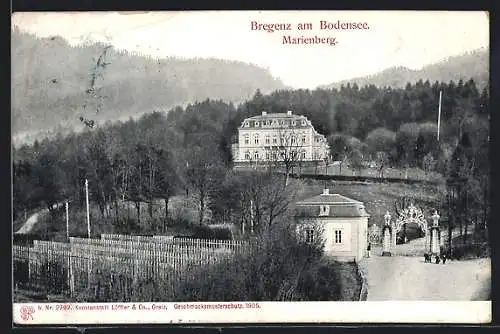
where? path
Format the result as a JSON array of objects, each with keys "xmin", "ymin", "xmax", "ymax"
[
  {"xmin": 359, "ymin": 244, "xmax": 491, "ymax": 300},
  {"xmin": 15, "ymin": 208, "xmax": 49, "ymax": 234}
]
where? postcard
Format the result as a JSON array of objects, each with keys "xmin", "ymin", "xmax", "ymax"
[{"xmin": 11, "ymin": 10, "xmax": 490, "ymax": 325}]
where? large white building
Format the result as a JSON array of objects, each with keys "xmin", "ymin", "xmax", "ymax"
[{"xmin": 232, "ymin": 110, "xmax": 330, "ymax": 163}]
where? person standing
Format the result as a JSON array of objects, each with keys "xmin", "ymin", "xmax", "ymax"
[{"xmin": 367, "ymin": 242, "xmax": 371, "ymax": 258}]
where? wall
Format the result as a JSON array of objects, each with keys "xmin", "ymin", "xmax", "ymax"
[
  {"xmin": 317, "ymin": 217, "xmax": 363, "ymax": 262},
  {"xmin": 296, "ymin": 216, "xmax": 369, "ymax": 262}
]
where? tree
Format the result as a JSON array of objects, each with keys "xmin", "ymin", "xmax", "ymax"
[
  {"xmin": 154, "ymin": 148, "xmax": 182, "ymax": 232},
  {"xmin": 365, "ymin": 127, "xmax": 396, "ymax": 156},
  {"xmin": 265, "ymin": 127, "xmax": 307, "ymax": 187},
  {"xmin": 327, "ymin": 134, "xmax": 362, "ymax": 175},
  {"xmin": 395, "ymin": 122, "xmax": 420, "ymax": 167},
  {"xmin": 415, "ymin": 123, "xmax": 438, "ymax": 164},
  {"xmin": 422, "ymin": 152, "xmax": 436, "ymax": 173},
  {"xmin": 32, "ymin": 152, "xmax": 65, "ymax": 213},
  {"xmin": 185, "ymin": 143, "xmax": 227, "ymax": 225},
  {"xmin": 349, "ymin": 148, "xmax": 365, "ymax": 175},
  {"xmin": 374, "ymin": 151, "xmax": 389, "ymax": 178}
]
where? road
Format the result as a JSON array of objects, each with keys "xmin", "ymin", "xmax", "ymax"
[{"xmin": 359, "ymin": 245, "xmax": 491, "ymax": 301}]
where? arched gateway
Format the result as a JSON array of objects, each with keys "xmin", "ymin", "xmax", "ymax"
[{"xmin": 380, "ymin": 203, "xmax": 441, "ymax": 257}]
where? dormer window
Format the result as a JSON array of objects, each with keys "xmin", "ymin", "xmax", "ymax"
[
  {"xmin": 244, "ymin": 122, "xmax": 249, "ymax": 127},
  {"xmin": 291, "ymin": 120, "xmax": 296, "ymax": 126},
  {"xmin": 319, "ymin": 205, "xmax": 330, "ymax": 216},
  {"xmin": 255, "ymin": 121, "xmax": 260, "ymax": 127},
  {"xmin": 301, "ymin": 120, "xmax": 306, "ymax": 126}
]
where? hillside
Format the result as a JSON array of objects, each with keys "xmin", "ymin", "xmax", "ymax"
[
  {"xmin": 11, "ymin": 27, "xmax": 286, "ymax": 143},
  {"xmin": 320, "ymin": 48, "xmax": 489, "ymax": 90}
]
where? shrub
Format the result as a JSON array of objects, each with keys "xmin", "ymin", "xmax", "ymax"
[
  {"xmin": 446, "ymin": 242, "xmax": 490, "ymax": 260},
  {"xmin": 150, "ymin": 219, "xmax": 359, "ymax": 302}
]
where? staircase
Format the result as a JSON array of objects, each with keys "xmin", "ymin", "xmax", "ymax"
[{"xmin": 391, "ymin": 237, "xmax": 429, "ymax": 256}]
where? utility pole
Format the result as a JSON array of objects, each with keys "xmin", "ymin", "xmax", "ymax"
[
  {"xmin": 437, "ymin": 90, "xmax": 442, "ymax": 141},
  {"xmin": 85, "ymin": 179, "xmax": 91, "ymax": 238},
  {"xmin": 65, "ymin": 201, "xmax": 69, "ymax": 240}
]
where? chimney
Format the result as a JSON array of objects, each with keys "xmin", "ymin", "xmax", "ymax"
[
  {"xmin": 323, "ymin": 188, "xmax": 330, "ymax": 195},
  {"xmin": 287, "ymin": 110, "xmax": 293, "ymax": 116},
  {"xmin": 262, "ymin": 111, "xmax": 267, "ymax": 116}
]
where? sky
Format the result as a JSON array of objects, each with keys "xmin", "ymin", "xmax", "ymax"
[{"xmin": 12, "ymin": 11, "xmax": 489, "ymax": 89}]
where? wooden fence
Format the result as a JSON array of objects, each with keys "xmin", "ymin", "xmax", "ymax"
[{"xmin": 13, "ymin": 234, "xmax": 251, "ymax": 302}]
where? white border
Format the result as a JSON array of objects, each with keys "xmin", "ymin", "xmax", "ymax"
[{"xmin": 13, "ymin": 301, "xmax": 491, "ymax": 324}]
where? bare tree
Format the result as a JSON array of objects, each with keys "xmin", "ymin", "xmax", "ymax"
[
  {"xmin": 185, "ymin": 144, "xmax": 226, "ymax": 225},
  {"xmin": 264, "ymin": 127, "xmax": 306, "ymax": 187}
]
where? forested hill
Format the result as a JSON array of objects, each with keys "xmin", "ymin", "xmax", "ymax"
[
  {"xmin": 320, "ymin": 48, "xmax": 488, "ymax": 90},
  {"xmin": 11, "ymin": 27, "xmax": 286, "ymax": 139}
]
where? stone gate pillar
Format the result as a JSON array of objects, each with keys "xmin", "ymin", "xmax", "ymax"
[
  {"xmin": 425, "ymin": 227, "xmax": 431, "ymax": 253},
  {"xmin": 429, "ymin": 210, "xmax": 441, "ymax": 255},
  {"xmin": 382, "ymin": 211, "xmax": 392, "ymax": 256}
]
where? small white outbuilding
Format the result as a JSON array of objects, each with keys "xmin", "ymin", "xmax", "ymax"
[{"xmin": 295, "ymin": 188, "xmax": 370, "ymax": 262}]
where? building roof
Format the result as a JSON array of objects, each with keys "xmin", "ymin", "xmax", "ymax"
[
  {"xmin": 247, "ymin": 113, "xmax": 305, "ymax": 120},
  {"xmin": 296, "ymin": 192, "xmax": 362, "ymax": 205},
  {"xmin": 238, "ymin": 111, "xmax": 315, "ymax": 130},
  {"xmin": 294, "ymin": 205, "xmax": 369, "ymax": 218},
  {"xmin": 295, "ymin": 189, "xmax": 370, "ymax": 218}
]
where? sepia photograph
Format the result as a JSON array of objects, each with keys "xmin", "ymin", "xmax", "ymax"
[{"xmin": 11, "ymin": 10, "xmax": 490, "ymax": 324}]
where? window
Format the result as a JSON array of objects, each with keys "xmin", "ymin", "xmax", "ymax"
[
  {"xmin": 291, "ymin": 136, "xmax": 296, "ymax": 144},
  {"xmin": 320, "ymin": 205, "xmax": 329, "ymax": 216},
  {"xmin": 305, "ymin": 229, "xmax": 315, "ymax": 244},
  {"xmin": 301, "ymin": 151, "xmax": 306, "ymax": 159},
  {"xmin": 254, "ymin": 152, "xmax": 259, "ymax": 160},
  {"xmin": 281, "ymin": 120, "xmax": 286, "ymax": 126},
  {"xmin": 302, "ymin": 136, "xmax": 307, "ymax": 144},
  {"xmin": 265, "ymin": 136, "xmax": 270, "ymax": 144},
  {"xmin": 244, "ymin": 122, "xmax": 249, "ymax": 127},
  {"xmin": 273, "ymin": 137, "xmax": 277, "ymax": 144},
  {"xmin": 266, "ymin": 152, "xmax": 270, "ymax": 160},
  {"xmin": 244, "ymin": 135, "xmax": 249, "ymax": 145},
  {"xmin": 291, "ymin": 120, "xmax": 296, "ymax": 126},
  {"xmin": 255, "ymin": 121, "xmax": 259, "ymax": 127},
  {"xmin": 302, "ymin": 120, "xmax": 306, "ymax": 126},
  {"xmin": 254, "ymin": 135, "xmax": 259, "ymax": 145},
  {"xmin": 272, "ymin": 152, "xmax": 277, "ymax": 160},
  {"xmin": 244, "ymin": 151, "xmax": 250, "ymax": 160},
  {"xmin": 334, "ymin": 230, "xmax": 343, "ymax": 244}
]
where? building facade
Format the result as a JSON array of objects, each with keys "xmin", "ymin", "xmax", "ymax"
[
  {"xmin": 294, "ymin": 188, "xmax": 370, "ymax": 262},
  {"xmin": 232, "ymin": 110, "xmax": 330, "ymax": 163}
]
